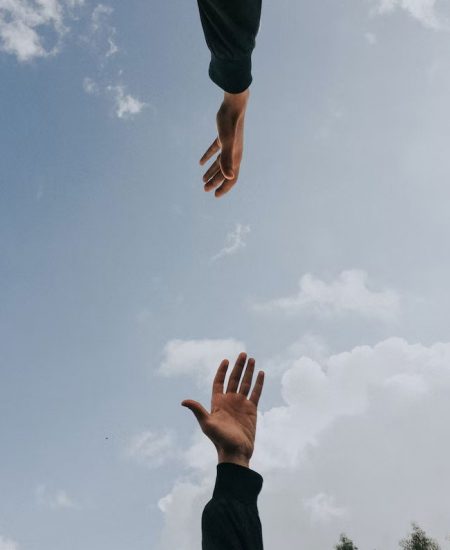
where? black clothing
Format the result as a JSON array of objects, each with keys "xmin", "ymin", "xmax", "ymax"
[
  {"xmin": 197, "ymin": 0, "xmax": 262, "ymax": 93},
  {"xmin": 202, "ymin": 462, "xmax": 264, "ymax": 549}
]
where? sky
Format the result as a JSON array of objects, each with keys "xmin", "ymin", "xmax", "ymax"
[{"xmin": 1, "ymin": 0, "xmax": 450, "ymax": 549}]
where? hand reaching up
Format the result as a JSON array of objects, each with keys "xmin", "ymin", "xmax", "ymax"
[
  {"xmin": 181, "ymin": 352, "xmax": 265, "ymax": 466},
  {"xmin": 200, "ymin": 90, "xmax": 249, "ymax": 198}
]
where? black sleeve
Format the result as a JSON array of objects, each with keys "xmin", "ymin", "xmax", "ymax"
[
  {"xmin": 196, "ymin": 0, "xmax": 262, "ymax": 93},
  {"xmin": 202, "ymin": 462, "xmax": 264, "ymax": 550}
]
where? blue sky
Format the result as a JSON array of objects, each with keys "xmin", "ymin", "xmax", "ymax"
[{"xmin": 2, "ymin": 1, "xmax": 450, "ymax": 549}]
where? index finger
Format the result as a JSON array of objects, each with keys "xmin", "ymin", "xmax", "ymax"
[{"xmin": 200, "ymin": 137, "xmax": 220, "ymax": 165}]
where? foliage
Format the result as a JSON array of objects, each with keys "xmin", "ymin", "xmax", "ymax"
[
  {"xmin": 335, "ymin": 533, "xmax": 359, "ymax": 550},
  {"xmin": 399, "ymin": 523, "xmax": 441, "ymax": 550}
]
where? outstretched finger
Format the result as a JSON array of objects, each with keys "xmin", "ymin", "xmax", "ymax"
[
  {"xmin": 226, "ymin": 352, "xmax": 247, "ymax": 393},
  {"xmin": 215, "ymin": 176, "xmax": 237, "ymax": 198},
  {"xmin": 205, "ymin": 170, "xmax": 225, "ymax": 192},
  {"xmin": 200, "ymin": 137, "xmax": 220, "ymax": 165},
  {"xmin": 238, "ymin": 358, "xmax": 255, "ymax": 397},
  {"xmin": 249, "ymin": 371, "xmax": 265, "ymax": 407},
  {"xmin": 212, "ymin": 359, "xmax": 229, "ymax": 397},
  {"xmin": 202, "ymin": 155, "xmax": 221, "ymax": 183}
]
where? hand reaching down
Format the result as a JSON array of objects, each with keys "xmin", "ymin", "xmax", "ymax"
[
  {"xmin": 181, "ymin": 352, "xmax": 265, "ymax": 466},
  {"xmin": 200, "ymin": 90, "xmax": 250, "ymax": 198}
]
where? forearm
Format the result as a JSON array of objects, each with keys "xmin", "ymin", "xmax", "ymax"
[
  {"xmin": 202, "ymin": 462, "xmax": 264, "ymax": 550},
  {"xmin": 197, "ymin": 0, "xmax": 262, "ymax": 93}
]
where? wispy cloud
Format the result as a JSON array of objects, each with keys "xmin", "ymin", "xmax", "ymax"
[
  {"xmin": 124, "ymin": 429, "xmax": 179, "ymax": 468},
  {"xmin": 89, "ymin": 3, "xmax": 118, "ymax": 59},
  {"xmin": 210, "ymin": 223, "xmax": 250, "ymax": 263},
  {"xmin": 303, "ymin": 493, "xmax": 347, "ymax": 523},
  {"xmin": 370, "ymin": 0, "xmax": 449, "ymax": 30},
  {"xmin": 107, "ymin": 84, "xmax": 147, "ymax": 119},
  {"xmin": 83, "ymin": 76, "xmax": 100, "ymax": 94},
  {"xmin": 36, "ymin": 484, "xmax": 79, "ymax": 510},
  {"xmin": 253, "ymin": 269, "xmax": 400, "ymax": 322},
  {"xmin": 80, "ymin": 5, "xmax": 148, "ymax": 120},
  {"xmin": 84, "ymin": 75, "xmax": 147, "ymax": 121}
]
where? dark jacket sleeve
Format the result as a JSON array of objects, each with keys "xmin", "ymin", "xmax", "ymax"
[
  {"xmin": 202, "ymin": 462, "xmax": 264, "ymax": 550},
  {"xmin": 196, "ymin": 0, "xmax": 262, "ymax": 93}
]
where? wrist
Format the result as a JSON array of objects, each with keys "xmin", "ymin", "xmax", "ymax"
[
  {"xmin": 223, "ymin": 89, "xmax": 250, "ymax": 112},
  {"xmin": 217, "ymin": 451, "xmax": 250, "ymax": 468}
]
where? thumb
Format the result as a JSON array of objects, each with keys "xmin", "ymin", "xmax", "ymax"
[
  {"xmin": 219, "ymin": 142, "xmax": 235, "ymax": 180},
  {"xmin": 181, "ymin": 400, "xmax": 210, "ymax": 426}
]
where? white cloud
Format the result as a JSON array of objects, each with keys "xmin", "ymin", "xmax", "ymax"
[
  {"xmin": 210, "ymin": 223, "xmax": 251, "ymax": 263},
  {"xmin": 0, "ymin": 0, "xmax": 83, "ymax": 61},
  {"xmin": 83, "ymin": 79, "xmax": 147, "ymax": 120},
  {"xmin": 253, "ymin": 269, "xmax": 400, "ymax": 322},
  {"xmin": 154, "ymin": 337, "xmax": 450, "ymax": 550},
  {"xmin": 107, "ymin": 84, "xmax": 146, "ymax": 119},
  {"xmin": 260, "ymin": 333, "xmax": 329, "ymax": 378},
  {"xmin": 125, "ymin": 429, "xmax": 179, "ymax": 468},
  {"xmin": 303, "ymin": 493, "xmax": 347, "ymax": 523},
  {"xmin": 0, "ymin": 1, "xmax": 119, "ymax": 63},
  {"xmin": 0, "ymin": 2, "xmax": 148, "ymax": 120},
  {"xmin": 36, "ymin": 484, "xmax": 79, "ymax": 510},
  {"xmin": 370, "ymin": 0, "xmax": 449, "ymax": 30},
  {"xmin": 157, "ymin": 338, "xmax": 245, "ymax": 391},
  {"xmin": 0, "ymin": 535, "xmax": 18, "ymax": 550},
  {"xmin": 156, "ymin": 477, "xmax": 214, "ymax": 550}
]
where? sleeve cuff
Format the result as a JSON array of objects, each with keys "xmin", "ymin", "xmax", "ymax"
[
  {"xmin": 209, "ymin": 54, "xmax": 253, "ymax": 94},
  {"xmin": 212, "ymin": 463, "xmax": 263, "ymax": 505}
]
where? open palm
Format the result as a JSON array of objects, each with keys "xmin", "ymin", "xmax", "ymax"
[{"xmin": 182, "ymin": 352, "xmax": 265, "ymax": 460}]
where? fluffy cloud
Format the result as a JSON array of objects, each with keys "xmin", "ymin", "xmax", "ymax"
[
  {"xmin": 35, "ymin": 484, "xmax": 79, "ymax": 510},
  {"xmin": 253, "ymin": 269, "xmax": 400, "ymax": 322},
  {"xmin": 0, "ymin": 1, "xmax": 119, "ymax": 63},
  {"xmin": 210, "ymin": 223, "xmax": 251, "ymax": 263},
  {"xmin": 370, "ymin": 0, "xmax": 449, "ymax": 30},
  {"xmin": 157, "ymin": 338, "xmax": 245, "ymax": 391},
  {"xmin": 124, "ymin": 429, "xmax": 179, "ymax": 468},
  {"xmin": 0, "ymin": 0, "xmax": 83, "ymax": 61},
  {"xmin": 0, "ymin": 535, "xmax": 18, "ymax": 550},
  {"xmin": 154, "ymin": 337, "xmax": 450, "ymax": 550}
]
